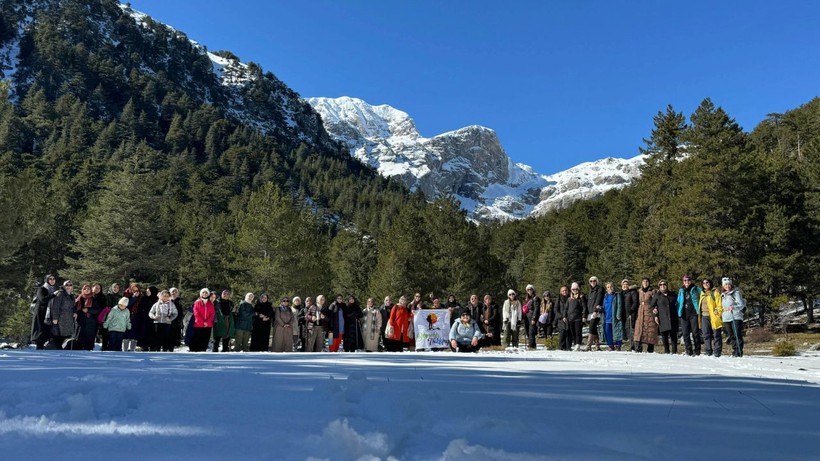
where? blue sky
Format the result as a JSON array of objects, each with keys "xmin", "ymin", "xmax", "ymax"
[{"xmin": 128, "ymin": 0, "xmax": 819, "ymax": 175}]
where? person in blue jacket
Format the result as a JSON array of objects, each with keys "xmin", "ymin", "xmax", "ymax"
[
  {"xmin": 677, "ymin": 274, "xmax": 703, "ymax": 356},
  {"xmin": 449, "ymin": 309, "xmax": 484, "ymax": 352}
]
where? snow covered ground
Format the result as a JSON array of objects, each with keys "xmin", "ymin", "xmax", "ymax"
[{"xmin": 1, "ymin": 349, "xmax": 819, "ymax": 460}]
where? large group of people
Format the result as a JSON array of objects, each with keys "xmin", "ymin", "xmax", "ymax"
[{"xmin": 29, "ymin": 273, "xmax": 748, "ymax": 357}]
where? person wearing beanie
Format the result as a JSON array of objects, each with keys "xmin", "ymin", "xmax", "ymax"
[
  {"xmin": 190, "ymin": 288, "xmax": 215, "ymax": 352},
  {"xmin": 502, "ymin": 289, "xmax": 522, "ymax": 348},
  {"xmin": 103, "ymin": 297, "xmax": 132, "ymax": 351},
  {"xmin": 31, "ymin": 274, "xmax": 57, "ymax": 349},
  {"xmin": 651, "ymin": 279, "xmax": 678, "ymax": 354},
  {"xmin": 721, "ymin": 277, "xmax": 746, "ymax": 357},
  {"xmin": 633, "ymin": 278, "xmax": 658, "ymax": 353}
]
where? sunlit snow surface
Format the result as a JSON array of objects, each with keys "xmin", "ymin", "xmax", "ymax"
[{"xmin": 1, "ymin": 350, "xmax": 819, "ymax": 460}]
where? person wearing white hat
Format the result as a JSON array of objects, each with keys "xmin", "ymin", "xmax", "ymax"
[
  {"xmin": 103, "ymin": 297, "xmax": 132, "ymax": 351},
  {"xmin": 502, "ymin": 289, "xmax": 522, "ymax": 348},
  {"xmin": 190, "ymin": 288, "xmax": 215, "ymax": 352},
  {"xmin": 720, "ymin": 277, "xmax": 746, "ymax": 357}
]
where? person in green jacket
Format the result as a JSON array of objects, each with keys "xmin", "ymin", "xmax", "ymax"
[
  {"xmin": 234, "ymin": 293, "xmax": 255, "ymax": 352},
  {"xmin": 213, "ymin": 290, "xmax": 235, "ymax": 352},
  {"xmin": 103, "ymin": 297, "xmax": 132, "ymax": 351}
]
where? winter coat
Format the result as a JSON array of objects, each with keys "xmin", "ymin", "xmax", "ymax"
[
  {"xmin": 149, "ymin": 301, "xmax": 178, "ymax": 324},
  {"xmin": 192, "ymin": 298, "xmax": 215, "ymax": 328},
  {"xmin": 31, "ymin": 284, "xmax": 56, "ymax": 341},
  {"xmin": 324, "ymin": 301, "xmax": 345, "ymax": 336},
  {"xmin": 721, "ymin": 288, "xmax": 745, "ymax": 322},
  {"xmin": 449, "ymin": 319, "xmax": 484, "ymax": 345},
  {"xmin": 484, "ymin": 302, "xmax": 501, "ymax": 341},
  {"xmin": 651, "ymin": 291, "xmax": 678, "ymax": 333},
  {"xmin": 587, "ymin": 285, "xmax": 605, "ymax": 320},
  {"xmin": 677, "ymin": 286, "xmax": 702, "ymax": 324},
  {"xmin": 272, "ymin": 303, "xmax": 295, "ymax": 352},
  {"xmin": 250, "ymin": 300, "xmax": 274, "ymax": 352},
  {"xmin": 623, "ymin": 287, "xmax": 638, "ymax": 319},
  {"xmin": 213, "ymin": 301, "xmax": 235, "ymax": 338},
  {"xmin": 361, "ymin": 306, "xmax": 383, "ymax": 351},
  {"xmin": 502, "ymin": 299, "xmax": 522, "ymax": 329},
  {"xmin": 634, "ymin": 288, "xmax": 658, "ymax": 344},
  {"xmin": 104, "ymin": 306, "xmax": 132, "ymax": 332},
  {"xmin": 554, "ymin": 295, "xmax": 569, "ymax": 330},
  {"xmin": 343, "ymin": 302, "xmax": 364, "ymax": 350},
  {"xmin": 46, "ymin": 289, "xmax": 76, "ymax": 337},
  {"xmin": 387, "ymin": 304, "xmax": 413, "ymax": 343},
  {"xmin": 105, "ymin": 291, "xmax": 121, "ymax": 309},
  {"xmin": 525, "ymin": 296, "xmax": 542, "ymax": 324},
  {"xmin": 566, "ymin": 295, "xmax": 586, "ymax": 322},
  {"xmin": 699, "ymin": 289, "xmax": 723, "ymax": 330},
  {"xmin": 538, "ymin": 296, "xmax": 555, "ymax": 326},
  {"xmin": 599, "ymin": 292, "xmax": 625, "ymax": 341},
  {"xmin": 235, "ymin": 301, "xmax": 255, "ymax": 331}
]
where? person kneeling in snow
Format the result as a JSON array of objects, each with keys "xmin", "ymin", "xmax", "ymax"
[{"xmin": 449, "ymin": 310, "xmax": 484, "ymax": 353}]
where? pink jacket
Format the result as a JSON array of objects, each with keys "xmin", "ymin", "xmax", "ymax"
[{"xmin": 193, "ymin": 298, "xmax": 215, "ymax": 327}]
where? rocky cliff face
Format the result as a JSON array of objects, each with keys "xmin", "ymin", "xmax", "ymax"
[{"xmin": 308, "ymin": 97, "xmax": 643, "ymax": 220}]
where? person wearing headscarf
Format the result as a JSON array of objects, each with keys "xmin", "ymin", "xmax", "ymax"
[
  {"xmin": 361, "ymin": 297, "xmax": 382, "ymax": 352},
  {"xmin": 272, "ymin": 296, "xmax": 295, "ymax": 352},
  {"xmin": 342, "ymin": 295, "xmax": 364, "ymax": 352},
  {"xmin": 136, "ymin": 285, "xmax": 158, "ymax": 351},
  {"xmin": 651, "ymin": 280, "xmax": 678, "ymax": 354},
  {"xmin": 191, "ymin": 288, "xmax": 215, "ymax": 352},
  {"xmin": 168, "ymin": 287, "xmax": 183, "ymax": 351},
  {"xmin": 250, "ymin": 293, "xmax": 274, "ymax": 352},
  {"xmin": 31, "ymin": 274, "xmax": 57, "ymax": 349},
  {"xmin": 234, "ymin": 293, "xmax": 255, "ymax": 352},
  {"xmin": 633, "ymin": 278, "xmax": 658, "ymax": 353},
  {"xmin": 445, "ymin": 294, "xmax": 461, "ymax": 328},
  {"xmin": 45, "ymin": 281, "xmax": 76, "ymax": 349},
  {"xmin": 75, "ymin": 283, "xmax": 101, "ymax": 351},
  {"xmin": 303, "ymin": 295, "xmax": 326, "ymax": 352}
]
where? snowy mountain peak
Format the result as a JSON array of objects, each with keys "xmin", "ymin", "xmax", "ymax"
[{"xmin": 309, "ymin": 97, "xmax": 645, "ymax": 221}]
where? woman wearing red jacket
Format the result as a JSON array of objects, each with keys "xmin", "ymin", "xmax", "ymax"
[
  {"xmin": 385, "ymin": 295, "xmax": 412, "ymax": 352},
  {"xmin": 190, "ymin": 288, "xmax": 215, "ymax": 352}
]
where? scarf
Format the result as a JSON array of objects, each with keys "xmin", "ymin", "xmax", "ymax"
[{"xmin": 365, "ymin": 307, "xmax": 379, "ymax": 339}]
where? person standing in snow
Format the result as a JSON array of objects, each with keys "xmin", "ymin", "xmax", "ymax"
[
  {"xmin": 677, "ymin": 275, "xmax": 703, "ymax": 356},
  {"xmin": 385, "ymin": 296, "xmax": 412, "ymax": 352},
  {"xmin": 272, "ymin": 296, "xmax": 295, "ymax": 352},
  {"xmin": 190, "ymin": 288, "xmax": 215, "ymax": 352},
  {"xmin": 103, "ymin": 297, "xmax": 132, "ymax": 352},
  {"xmin": 149, "ymin": 289, "xmax": 178, "ymax": 352},
  {"xmin": 445, "ymin": 294, "xmax": 461, "ymax": 329},
  {"xmin": 585, "ymin": 276, "xmax": 605, "ymax": 351},
  {"xmin": 699, "ymin": 278, "xmax": 723, "ymax": 357},
  {"xmin": 620, "ymin": 279, "xmax": 639, "ymax": 351},
  {"xmin": 31, "ymin": 274, "xmax": 57, "ymax": 349},
  {"xmin": 302, "ymin": 296, "xmax": 325, "ymax": 352},
  {"xmin": 524, "ymin": 285, "xmax": 542, "ymax": 349},
  {"xmin": 168, "ymin": 287, "xmax": 184, "ymax": 351},
  {"xmin": 483, "ymin": 294, "xmax": 502, "ymax": 346},
  {"xmin": 74, "ymin": 283, "xmax": 101, "ymax": 351},
  {"xmin": 233, "ymin": 293, "xmax": 255, "ymax": 352},
  {"xmin": 342, "ymin": 295, "xmax": 364, "ymax": 352},
  {"xmin": 45, "ymin": 281, "xmax": 76, "ymax": 349},
  {"xmin": 361, "ymin": 297, "xmax": 382, "ymax": 352},
  {"xmin": 555, "ymin": 286, "xmax": 570, "ymax": 350},
  {"xmin": 566, "ymin": 283, "xmax": 586, "ymax": 351},
  {"xmin": 250, "ymin": 293, "xmax": 273, "ymax": 352},
  {"xmin": 633, "ymin": 278, "xmax": 658, "ymax": 353},
  {"xmin": 721, "ymin": 277, "xmax": 746, "ymax": 357},
  {"xmin": 502, "ymin": 289, "xmax": 522, "ymax": 348},
  {"xmin": 651, "ymin": 280, "xmax": 678, "ymax": 354},
  {"xmin": 324, "ymin": 294, "xmax": 346, "ymax": 352},
  {"xmin": 600, "ymin": 282, "xmax": 624, "ymax": 351}
]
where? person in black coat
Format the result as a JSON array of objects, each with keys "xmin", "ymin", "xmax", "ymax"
[
  {"xmin": 342, "ymin": 295, "xmax": 364, "ymax": 352},
  {"xmin": 554, "ymin": 286, "xmax": 571, "ymax": 350},
  {"xmin": 567, "ymin": 283, "xmax": 587, "ymax": 351},
  {"xmin": 620, "ymin": 279, "xmax": 639, "ymax": 351},
  {"xmin": 250, "ymin": 294, "xmax": 274, "ymax": 352},
  {"xmin": 31, "ymin": 274, "xmax": 57, "ymax": 349},
  {"xmin": 524, "ymin": 284, "xmax": 542, "ymax": 349},
  {"xmin": 586, "ymin": 276, "xmax": 605, "ymax": 351},
  {"xmin": 136, "ymin": 286, "xmax": 158, "ymax": 351},
  {"xmin": 168, "ymin": 287, "xmax": 183, "ymax": 351},
  {"xmin": 482, "ymin": 294, "xmax": 501, "ymax": 346},
  {"xmin": 651, "ymin": 280, "xmax": 678, "ymax": 354}
]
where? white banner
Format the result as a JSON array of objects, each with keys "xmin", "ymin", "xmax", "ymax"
[{"xmin": 413, "ymin": 309, "xmax": 451, "ymax": 350}]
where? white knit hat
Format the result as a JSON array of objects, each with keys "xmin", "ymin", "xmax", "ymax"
[
  {"xmin": 525, "ymin": 284, "xmax": 534, "ymax": 291},
  {"xmin": 507, "ymin": 289, "xmax": 516, "ymax": 297}
]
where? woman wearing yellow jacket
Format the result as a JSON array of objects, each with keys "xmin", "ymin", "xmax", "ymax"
[{"xmin": 699, "ymin": 278, "xmax": 723, "ymax": 357}]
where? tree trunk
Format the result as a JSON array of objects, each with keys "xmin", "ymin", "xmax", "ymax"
[{"xmin": 808, "ymin": 296, "xmax": 815, "ymax": 325}]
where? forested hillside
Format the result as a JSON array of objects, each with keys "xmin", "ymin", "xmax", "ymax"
[{"xmin": 0, "ymin": 0, "xmax": 818, "ymax": 339}]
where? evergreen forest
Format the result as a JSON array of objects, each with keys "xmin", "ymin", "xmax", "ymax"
[{"xmin": 0, "ymin": 0, "xmax": 818, "ymax": 339}]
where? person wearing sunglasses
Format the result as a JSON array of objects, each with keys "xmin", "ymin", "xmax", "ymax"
[
  {"xmin": 699, "ymin": 278, "xmax": 723, "ymax": 357},
  {"xmin": 677, "ymin": 275, "xmax": 703, "ymax": 356}
]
